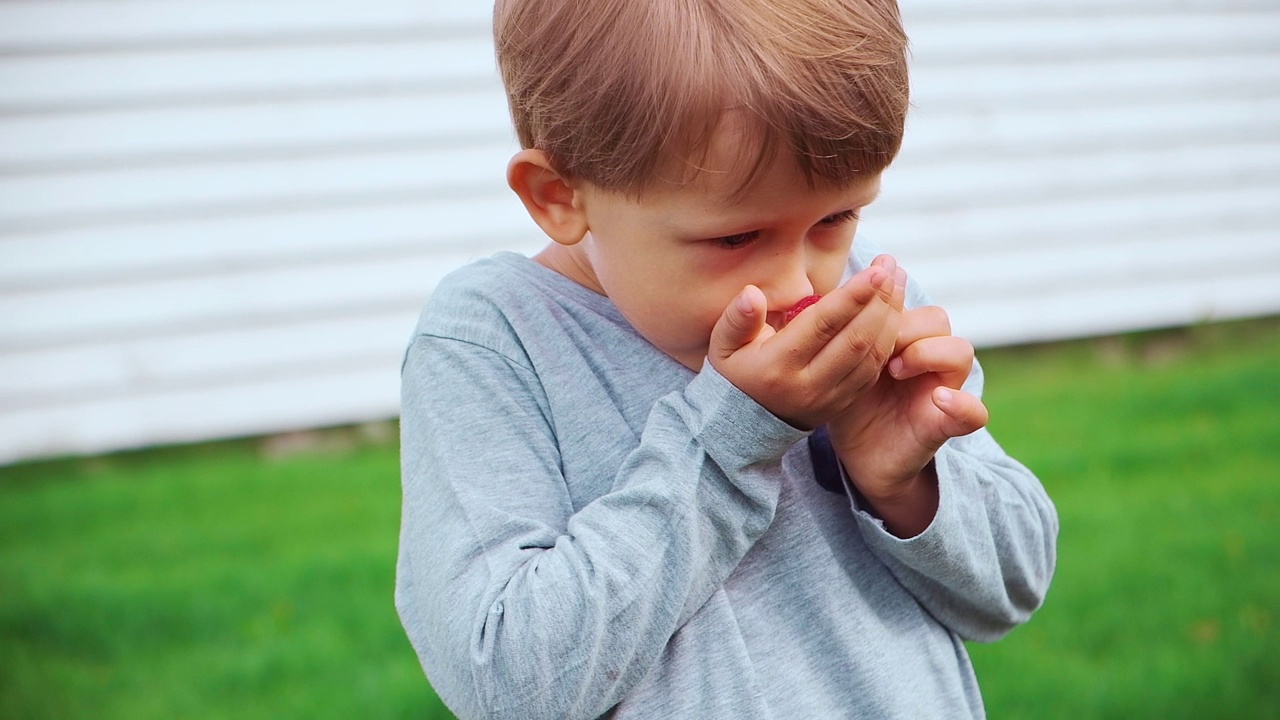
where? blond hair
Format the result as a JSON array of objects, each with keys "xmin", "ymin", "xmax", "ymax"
[{"xmin": 494, "ymin": 0, "xmax": 909, "ymax": 196}]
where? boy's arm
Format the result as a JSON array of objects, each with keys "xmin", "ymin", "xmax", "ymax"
[
  {"xmin": 814, "ymin": 242, "xmax": 1054, "ymax": 638},
  {"xmin": 845, "ymin": 355, "xmax": 1059, "ymax": 642},
  {"xmin": 396, "ymin": 333, "xmax": 803, "ymax": 720},
  {"xmin": 820, "ymin": 243, "xmax": 1057, "ymax": 640}
]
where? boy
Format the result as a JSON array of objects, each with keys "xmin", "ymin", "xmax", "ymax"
[{"xmin": 396, "ymin": 0, "xmax": 1058, "ymax": 717}]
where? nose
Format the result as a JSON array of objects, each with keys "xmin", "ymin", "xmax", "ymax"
[{"xmin": 761, "ymin": 245, "xmax": 815, "ymax": 315}]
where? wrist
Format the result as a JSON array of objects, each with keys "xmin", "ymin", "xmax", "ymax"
[{"xmin": 849, "ymin": 461, "xmax": 939, "ymax": 538}]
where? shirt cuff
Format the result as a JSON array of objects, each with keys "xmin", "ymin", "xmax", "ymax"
[{"xmin": 679, "ymin": 360, "xmax": 811, "ymax": 471}]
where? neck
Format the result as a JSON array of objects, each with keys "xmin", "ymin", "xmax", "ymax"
[{"xmin": 533, "ymin": 243, "xmax": 605, "ymax": 296}]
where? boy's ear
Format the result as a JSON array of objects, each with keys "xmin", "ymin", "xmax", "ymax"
[{"xmin": 507, "ymin": 149, "xmax": 588, "ymax": 246}]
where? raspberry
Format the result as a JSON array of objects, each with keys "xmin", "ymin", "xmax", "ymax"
[{"xmin": 783, "ymin": 294, "xmax": 822, "ymax": 324}]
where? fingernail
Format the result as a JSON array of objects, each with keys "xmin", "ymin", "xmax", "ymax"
[
  {"xmin": 736, "ymin": 290, "xmax": 755, "ymax": 314},
  {"xmin": 895, "ymin": 267, "xmax": 907, "ymax": 291},
  {"xmin": 889, "ymin": 357, "xmax": 904, "ymax": 377},
  {"xmin": 868, "ymin": 268, "xmax": 887, "ymax": 287},
  {"xmin": 936, "ymin": 388, "xmax": 953, "ymax": 404}
]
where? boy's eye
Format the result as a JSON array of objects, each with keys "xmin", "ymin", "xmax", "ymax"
[
  {"xmin": 714, "ymin": 231, "xmax": 759, "ymax": 249},
  {"xmin": 818, "ymin": 209, "xmax": 860, "ymax": 227},
  {"xmin": 709, "ymin": 210, "xmax": 857, "ymax": 249}
]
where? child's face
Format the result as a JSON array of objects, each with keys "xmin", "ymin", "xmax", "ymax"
[{"xmin": 560, "ymin": 126, "xmax": 882, "ymax": 370}]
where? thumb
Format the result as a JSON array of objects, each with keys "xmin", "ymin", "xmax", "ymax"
[{"xmin": 709, "ymin": 285, "xmax": 768, "ymax": 361}]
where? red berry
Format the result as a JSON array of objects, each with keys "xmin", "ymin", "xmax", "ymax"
[{"xmin": 784, "ymin": 294, "xmax": 822, "ymax": 324}]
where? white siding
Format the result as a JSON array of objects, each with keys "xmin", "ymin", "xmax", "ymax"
[
  {"xmin": 0, "ymin": 1, "xmax": 539, "ymax": 463},
  {"xmin": 873, "ymin": 1, "xmax": 1280, "ymax": 345},
  {"xmin": 2, "ymin": 0, "xmax": 1278, "ymax": 463}
]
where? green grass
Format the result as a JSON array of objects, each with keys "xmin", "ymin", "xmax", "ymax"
[
  {"xmin": 969, "ymin": 319, "xmax": 1280, "ymax": 719},
  {"xmin": 0, "ymin": 428, "xmax": 450, "ymax": 719},
  {"xmin": 2, "ymin": 317, "xmax": 1278, "ymax": 719}
]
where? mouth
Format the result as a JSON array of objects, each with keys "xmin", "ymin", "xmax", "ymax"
[{"xmin": 783, "ymin": 295, "xmax": 823, "ymax": 325}]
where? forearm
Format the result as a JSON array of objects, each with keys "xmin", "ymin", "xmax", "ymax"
[
  {"xmin": 398, "ymin": 348, "xmax": 802, "ymax": 719},
  {"xmin": 829, "ymin": 246, "xmax": 1057, "ymax": 637},
  {"xmin": 851, "ymin": 435, "xmax": 1058, "ymax": 640}
]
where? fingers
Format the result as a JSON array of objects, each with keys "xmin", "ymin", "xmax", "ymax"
[
  {"xmin": 711, "ymin": 255, "xmax": 906, "ymax": 424},
  {"xmin": 930, "ymin": 387, "xmax": 989, "ymax": 440},
  {"xmin": 887, "ymin": 335, "xmax": 975, "ymax": 389},
  {"xmin": 894, "ymin": 305, "xmax": 950, "ymax": 356},
  {"xmin": 708, "ymin": 285, "xmax": 770, "ymax": 362},
  {"xmin": 813, "ymin": 256, "xmax": 906, "ymax": 379},
  {"xmin": 784, "ymin": 255, "xmax": 899, "ymax": 374},
  {"xmin": 817, "ymin": 295, "xmax": 901, "ymax": 391},
  {"xmin": 782, "ymin": 264, "xmax": 892, "ymax": 362},
  {"xmin": 884, "ymin": 256, "xmax": 907, "ymax": 313}
]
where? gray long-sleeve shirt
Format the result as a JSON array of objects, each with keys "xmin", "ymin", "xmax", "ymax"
[{"xmin": 396, "ymin": 241, "xmax": 1058, "ymax": 719}]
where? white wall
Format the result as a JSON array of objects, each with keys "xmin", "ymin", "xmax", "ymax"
[
  {"xmin": 2, "ymin": 0, "xmax": 1278, "ymax": 464},
  {"xmin": 876, "ymin": 0, "xmax": 1280, "ymax": 346}
]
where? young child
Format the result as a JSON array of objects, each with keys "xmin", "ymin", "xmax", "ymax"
[{"xmin": 396, "ymin": 0, "xmax": 1058, "ymax": 717}]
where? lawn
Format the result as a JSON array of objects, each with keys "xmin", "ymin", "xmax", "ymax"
[{"xmin": 2, "ymin": 317, "xmax": 1278, "ymax": 719}]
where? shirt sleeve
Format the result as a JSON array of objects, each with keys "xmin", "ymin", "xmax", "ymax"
[
  {"xmin": 847, "ymin": 356, "xmax": 1060, "ymax": 641},
  {"xmin": 843, "ymin": 262, "xmax": 1060, "ymax": 641},
  {"xmin": 395, "ymin": 333, "xmax": 806, "ymax": 720}
]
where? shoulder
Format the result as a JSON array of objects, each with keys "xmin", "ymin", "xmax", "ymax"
[
  {"xmin": 409, "ymin": 252, "xmax": 627, "ymax": 368},
  {"xmin": 419, "ymin": 252, "xmax": 531, "ymax": 317},
  {"xmin": 849, "ymin": 235, "xmax": 887, "ymax": 272},
  {"xmin": 409, "ymin": 253, "xmax": 544, "ymax": 364}
]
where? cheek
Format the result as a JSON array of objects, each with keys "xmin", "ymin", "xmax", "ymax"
[
  {"xmin": 814, "ymin": 242, "xmax": 857, "ymax": 293},
  {"xmin": 628, "ymin": 286, "xmax": 728, "ymax": 352},
  {"xmin": 656, "ymin": 290, "xmax": 723, "ymax": 333},
  {"xmin": 815, "ymin": 267, "xmax": 846, "ymax": 295}
]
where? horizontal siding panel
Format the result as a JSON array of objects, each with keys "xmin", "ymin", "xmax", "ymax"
[
  {"xmin": 903, "ymin": 0, "xmax": 1278, "ymax": 20},
  {"xmin": 0, "ymin": 193, "xmax": 536, "ymax": 290},
  {"xmin": 902, "ymin": 97, "xmax": 1280, "ymax": 159},
  {"xmin": 867, "ymin": 184, "xmax": 1280, "ymax": 257},
  {"xmin": 947, "ymin": 270, "xmax": 1280, "ymax": 348},
  {"xmin": 905, "ymin": 227, "xmax": 1280, "ymax": 305},
  {"xmin": 0, "ymin": 142, "xmax": 513, "ymax": 229},
  {"xmin": 913, "ymin": 55, "xmax": 1280, "ymax": 109},
  {"xmin": 0, "ymin": 247, "xmax": 543, "ymax": 350},
  {"xmin": 909, "ymin": 12, "xmax": 1280, "ymax": 63},
  {"xmin": 0, "ymin": 0, "xmax": 487, "ymax": 49},
  {"xmin": 0, "ymin": 313, "xmax": 413, "ymax": 408},
  {"xmin": 883, "ymin": 143, "xmax": 1280, "ymax": 211},
  {"xmin": 0, "ymin": 90, "xmax": 510, "ymax": 169},
  {"xmin": 0, "ymin": 37, "xmax": 496, "ymax": 111},
  {"xmin": 0, "ymin": 363, "xmax": 400, "ymax": 466},
  {"xmin": 6, "ymin": 1, "xmax": 1269, "ymax": 49}
]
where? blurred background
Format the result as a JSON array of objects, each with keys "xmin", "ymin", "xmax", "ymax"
[{"xmin": 1, "ymin": 0, "xmax": 1278, "ymax": 718}]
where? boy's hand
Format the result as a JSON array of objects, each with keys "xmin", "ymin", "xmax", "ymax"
[
  {"xmin": 827, "ymin": 298, "xmax": 990, "ymax": 536},
  {"xmin": 707, "ymin": 256, "xmax": 904, "ymax": 431}
]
